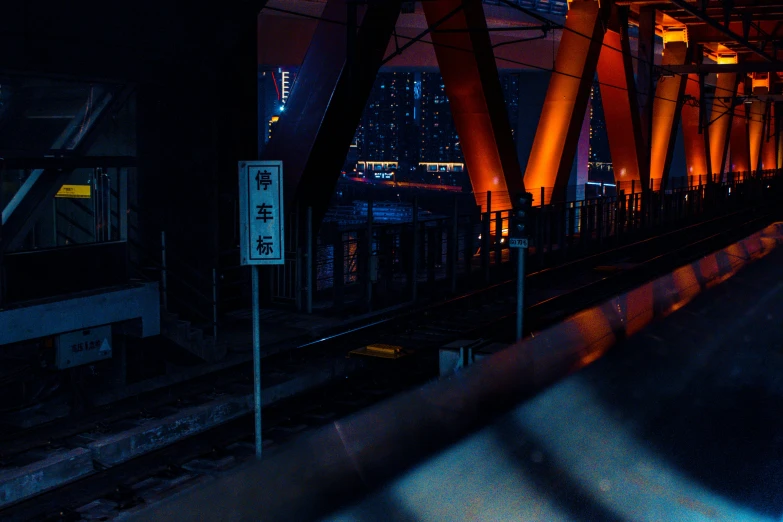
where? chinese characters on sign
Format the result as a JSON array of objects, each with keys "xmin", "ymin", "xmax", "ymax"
[{"xmin": 239, "ymin": 161, "xmax": 285, "ymax": 266}]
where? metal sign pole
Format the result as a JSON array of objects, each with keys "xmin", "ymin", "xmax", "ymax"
[
  {"xmin": 516, "ymin": 247, "xmax": 525, "ymax": 342},
  {"xmin": 252, "ymin": 264, "xmax": 262, "ymax": 456},
  {"xmin": 239, "ymin": 159, "xmax": 285, "ymax": 459}
]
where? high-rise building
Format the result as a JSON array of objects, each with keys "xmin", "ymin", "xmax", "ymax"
[
  {"xmin": 354, "ymin": 72, "xmax": 417, "ymax": 171},
  {"xmin": 419, "ymin": 72, "xmax": 463, "ymax": 164},
  {"xmin": 258, "ymin": 67, "xmax": 298, "ymax": 155},
  {"xmin": 261, "ymin": 68, "xmax": 534, "ymax": 187},
  {"xmin": 499, "ymin": 72, "xmax": 520, "ymax": 143},
  {"xmin": 588, "ymin": 80, "xmax": 612, "ymax": 181}
]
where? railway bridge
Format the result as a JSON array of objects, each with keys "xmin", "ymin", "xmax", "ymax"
[{"xmin": 1, "ymin": 1, "xmax": 783, "ymax": 520}]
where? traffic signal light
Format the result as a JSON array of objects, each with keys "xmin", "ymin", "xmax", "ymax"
[{"xmin": 511, "ymin": 192, "xmax": 533, "ymax": 239}]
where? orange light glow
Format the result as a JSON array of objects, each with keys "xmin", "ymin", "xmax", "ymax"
[
  {"xmin": 729, "ymin": 82, "xmax": 750, "ymax": 173},
  {"xmin": 762, "ymin": 103, "xmax": 777, "ymax": 170},
  {"xmin": 569, "ymin": 306, "xmax": 615, "ymax": 369},
  {"xmin": 779, "ymin": 124, "xmax": 783, "ymax": 170},
  {"xmin": 749, "ymin": 100, "xmax": 765, "ymax": 171},
  {"xmin": 423, "ymin": 0, "xmax": 523, "ymax": 212},
  {"xmin": 523, "ymin": 0, "xmax": 604, "ymax": 203},
  {"xmin": 671, "ymin": 265, "xmax": 700, "ymax": 308},
  {"xmin": 708, "ymin": 73, "xmax": 736, "ymax": 179},
  {"xmin": 681, "ymin": 74, "xmax": 709, "ymax": 179},
  {"xmin": 625, "ymin": 284, "xmax": 654, "ymax": 337},
  {"xmin": 650, "ymin": 42, "xmax": 687, "ymax": 183},
  {"xmin": 597, "ymin": 26, "xmax": 643, "ymax": 186}
]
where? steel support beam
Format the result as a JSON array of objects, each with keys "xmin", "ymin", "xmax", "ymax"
[
  {"xmin": 1, "ymin": 86, "xmax": 133, "ymax": 252},
  {"xmin": 262, "ymin": 0, "xmax": 401, "ymax": 229},
  {"xmin": 524, "ymin": 0, "xmax": 610, "ymax": 203},
  {"xmin": 0, "ymin": 156, "xmax": 137, "ymax": 170},
  {"xmin": 665, "ymin": 63, "xmax": 783, "ymax": 75},
  {"xmin": 650, "ymin": 42, "xmax": 690, "ymax": 190},
  {"xmin": 666, "ymin": 0, "xmax": 776, "ymax": 62},
  {"xmin": 709, "ymin": 72, "xmax": 738, "ymax": 181},
  {"xmin": 636, "ymin": 6, "xmax": 656, "ymax": 162},
  {"xmin": 729, "ymin": 81, "xmax": 751, "ymax": 172},
  {"xmin": 681, "ymin": 69, "xmax": 710, "ymax": 183},
  {"xmin": 762, "ymin": 102, "xmax": 777, "ymax": 170},
  {"xmin": 778, "ymin": 103, "xmax": 783, "ymax": 170},
  {"xmin": 422, "ymin": 0, "xmax": 524, "ymax": 211},
  {"xmin": 597, "ymin": 6, "xmax": 645, "ymax": 189},
  {"xmin": 749, "ymin": 99, "xmax": 765, "ymax": 171},
  {"xmin": 685, "ymin": 20, "xmax": 782, "ymax": 47}
]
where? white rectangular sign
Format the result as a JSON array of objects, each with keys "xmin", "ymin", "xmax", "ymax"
[
  {"xmin": 509, "ymin": 238, "xmax": 528, "ymax": 249},
  {"xmin": 239, "ymin": 161, "xmax": 285, "ymax": 266}
]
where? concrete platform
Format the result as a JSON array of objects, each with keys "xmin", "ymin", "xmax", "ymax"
[
  {"xmin": 120, "ymin": 224, "xmax": 783, "ymax": 522},
  {"xmin": 82, "ymin": 395, "xmax": 254, "ymax": 467},
  {"xmin": 0, "ymin": 281, "xmax": 160, "ymax": 344},
  {"xmin": 0, "ymin": 448, "xmax": 93, "ymax": 508}
]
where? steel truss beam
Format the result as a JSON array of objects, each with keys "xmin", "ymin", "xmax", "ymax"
[
  {"xmin": 636, "ymin": 6, "xmax": 656, "ymax": 168},
  {"xmin": 1, "ymin": 85, "xmax": 135, "ymax": 253},
  {"xmin": 422, "ymin": 0, "xmax": 524, "ymax": 211},
  {"xmin": 664, "ymin": 63, "xmax": 783, "ymax": 74},
  {"xmin": 523, "ymin": 0, "xmax": 611, "ymax": 203},
  {"xmin": 651, "ymin": 41, "xmax": 691, "ymax": 190},
  {"xmin": 749, "ymin": 99, "xmax": 766, "ymax": 171},
  {"xmin": 708, "ymin": 72, "xmax": 738, "ymax": 180},
  {"xmin": 262, "ymin": 0, "xmax": 402, "ymax": 229},
  {"xmin": 762, "ymin": 102, "xmax": 777, "ymax": 169},
  {"xmin": 729, "ymin": 81, "xmax": 751, "ymax": 172},
  {"xmin": 666, "ymin": 0, "xmax": 776, "ymax": 62},
  {"xmin": 681, "ymin": 47, "xmax": 711, "ymax": 183},
  {"xmin": 778, "ymin": 102, "xmax": 783, "ymax": 170},
  {"xmin": 597, "ymin": 5, "xmax": 646, "ymax": 189},
  {"xmin": 0, "ymin": 156, "xmax": 137, "ymax": 170}
]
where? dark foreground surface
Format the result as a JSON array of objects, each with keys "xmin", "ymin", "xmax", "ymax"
[
  {"xmin": 324, "ymin": 244, "xmax": 783, "ymax": 521},
  {"xmin": 123, "ymin": 242, "xmax": 783, "ymax": 522}
]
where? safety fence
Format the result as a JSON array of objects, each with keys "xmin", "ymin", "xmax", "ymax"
[{"xmin": 249, "ymin": 169, "xmax": 783, "ymax": 315}]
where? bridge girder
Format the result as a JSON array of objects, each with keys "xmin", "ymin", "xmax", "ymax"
[
  {"xmin": 422, "ymin": 0, "xmax": 525, "ymax": 211},
  {"xmin": 523, "ymin": 0, "xmax": 611, "ymax": 203}
]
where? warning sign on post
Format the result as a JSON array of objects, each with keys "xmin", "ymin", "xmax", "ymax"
[
  {"xmin": 238, "ymin": 161, "xmax": 285, "ymax": 266},
  {"xmin": 55, "ymin": 184, "xmax": 91, "ymax": 199}
]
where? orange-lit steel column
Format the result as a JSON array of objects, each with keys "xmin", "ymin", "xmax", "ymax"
[
  {"xmin": 650, "ymin": 39, "xmax": 689, "ymax": 189},
  {"xmin": 681, "ymin": 72, "xmax": 709, "ymax": 183},
  {"xmin": 729, "ymin": 80, "xmax": 750, "ymax": 172},
  {"xmin": 523, "ymin": 0, "xmax": 609, "ymax": 203},
  {"xmin": 708, "ymin": 72, "xmax": 737, "ymax": 181},
  {"xmin": 423, "ymin": 0, "xmax": 523, "ymax": 211},
  {"xmin": 749, "ymin": 100, "xmax": 765, "ymax": 171},
  {"xmin": 762, "ymin": 102, "xmax": 777, "ymax": 170},
  {"xmin": 635, "ymin": 7, "xmax": 656, "ymax": 152},
  {"xmin": 778, "ymin": 103, "xmax": 783, "ymax": 170},
  {"xmin": 596, "ymin": 6, "xmax": 644, "ymax": 189}
]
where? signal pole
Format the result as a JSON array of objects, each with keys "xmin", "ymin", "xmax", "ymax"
[{"xmin": 510, "ymin": 192, "xmax": 532, "ymax": 342}]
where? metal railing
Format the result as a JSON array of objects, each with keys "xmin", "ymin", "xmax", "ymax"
[
  {"xmin": 254, "ymin": 169, "xmax": 783, "ymax": 315},
  {"xmin": 114, "ymin": 169, "xmax": 783, "ymax": 336}
]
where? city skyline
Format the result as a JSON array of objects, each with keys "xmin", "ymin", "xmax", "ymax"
[{"xmin": 258, "ymin": 67, "xmax": 610, "ymax": 185}]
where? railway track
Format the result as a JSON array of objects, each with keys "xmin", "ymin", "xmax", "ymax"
[{"xmin": 1, "ymin": 206, "xmax": 779, "ymax": 521}]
